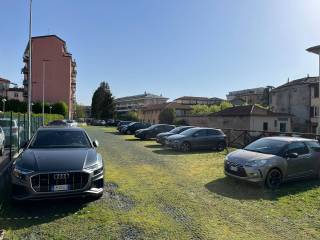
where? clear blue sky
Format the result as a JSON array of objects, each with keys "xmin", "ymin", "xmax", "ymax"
[{"xmin": 1, "ymin": 0, "xmax": 320, "ymax": 105}]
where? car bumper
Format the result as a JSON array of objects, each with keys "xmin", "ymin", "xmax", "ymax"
[
  {"xmin": 224, "ymin": 164, "xmax": 265, "ymax": 183},
  {"xmin": 11, "ymin": 169, "xmax": 104, "ymax": 201}
]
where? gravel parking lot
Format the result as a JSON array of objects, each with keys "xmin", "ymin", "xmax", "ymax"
[{"xmin": 1, "ymin": 126, "xmax": 320, "ymax": 239}]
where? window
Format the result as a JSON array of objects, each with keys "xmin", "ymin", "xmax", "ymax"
[
  {"xmin": 280, "ymin": 122, "xmax": 287, "ymax": 133},
  {"xmin": 305, "ymin": 141, "xmax": 320, "ymax": 152},
  {"xmin": 263, "ymin": 122, "xmax": 268, "ymax": 131},
  {"xmin": 314, "ymin": 85, "xmax": 319, "ymax": 98},
  {"xmin": 193, "ymin": 129, "xmax": 207, "ymax": 137},
  {"xmin": 206, "ymin": 129, "xmax": 222, "ymax": 136},
  {"xmin": 286, "ymin": 142, "xmax": 309, "ymax": 155},
  {"xmin": 274, "ymin": 120, "xmax": 278, "ymax": 128}
]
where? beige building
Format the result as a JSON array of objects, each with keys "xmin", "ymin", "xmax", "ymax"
[
  {"xmin": 270, "ymin": 76, "xmax": 317, "ymax": 133},
  {"xmin": 0, "ymin": 77, "xmax": 11, "ymax": 97},
  {"xmin": 173, "ymin": 96, "xmax": 223, "ymax": 106},
  {"xmin": 138, "ymin": 102, "xmax": 192, "ymax": 124},
  {"xmin": 177, "ymin": 105, "xmax": 291, "ymax": 133},
  {"xmin": 7, "ymin": 88, "xmax": 24, "ymax": 102},
  {"xmin": 227, "ymin": 87, "xmax": 273, "ymax": 106},
  {"xmin": 115, "ymin": 92, "xmax": 168, "ymax": 115}
]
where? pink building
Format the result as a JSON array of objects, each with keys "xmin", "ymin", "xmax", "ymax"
[{"xmin": 22, "ymin": 35, "xmax": 76, "ymax": 119}]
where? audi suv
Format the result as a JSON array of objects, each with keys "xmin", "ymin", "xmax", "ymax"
[{"xmin": 11, "ymin": 127, "xmax": 104, "ymax": 201}]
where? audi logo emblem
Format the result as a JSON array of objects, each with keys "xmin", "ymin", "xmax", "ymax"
[{"xmin": 54, "ymin": 173, "xmax": 69, "ymax": 180}]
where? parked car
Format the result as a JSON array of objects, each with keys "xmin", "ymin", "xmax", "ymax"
[
  {"xmin": 156, "ymin": 126, "xmax": 194, "ymax": 145},
  {"xmin": 224, "ymin": 136, "xmax": 320, "ymax": 189},
  {"xmin": 0, "ymin": 118, "xmax": 21, "ymax": 148},
  {"xmin": 66, "ymin": 120, "xmax": 78, "ymax": 127},
  {"xmin": 121, "ymin": 122, "xmax": 150, "ymax": 134},
  {"xmin": 165, "ymin": 127, "xmax": 226, "ymax": 152},
  {"xmin": 0, "ymin": 127, "xmax": 5, "ymax": 155},
  {"xmin": 117, "ymin": 121, "xmax": 132, "ymax": 131},
  {"xmin": 48, "ymin": 120, "xmax": 67, "ymax": 127},
  {"xmin": 135, "ymin": 124, "xmax": 175, "ymax": 140},
  {"xmin": 91, "ymin": 119, "xmax": 106, "ymax": 126},
  {"xmin": 11, "ymin": 127, "xmax": 104, "ymax": 201}
]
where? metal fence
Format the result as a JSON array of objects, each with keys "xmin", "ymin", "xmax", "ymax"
[{"xmin": 223, "ymin": 128, "xmax": 320, "ymax": 148}]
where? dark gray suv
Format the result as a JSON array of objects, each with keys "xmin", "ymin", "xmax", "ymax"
[
  {"xmin": 135, "ymin": 124, "xmax": 175, "ymax": 140},
  {"xmin": 165, "ymin": 127, "xmax": 226, "ymax": 152},
  {"xmin": 11, "ymin": 127, "xmax": 104, "ymax": 201}
]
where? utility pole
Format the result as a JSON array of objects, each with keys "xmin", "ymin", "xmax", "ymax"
[
  {"xmin": 27, "ymin": 0, "xmax": 33, "ymax": 139},
  {"xmin": 42, "ymin": 59, "xmax": 49, "ymax": 125}
]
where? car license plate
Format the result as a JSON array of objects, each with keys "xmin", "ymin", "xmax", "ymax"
[
  {"xmin": 230, "ymin": 166, "xmax": 238, "ymax": 172},
  {"xmin": 53, "ymin": 185, "xmax": 69, "ymax": 192}
]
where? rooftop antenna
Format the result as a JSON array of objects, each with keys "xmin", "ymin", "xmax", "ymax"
[{"xmin": 287, "ymin": 77, "xmax": 290, "ymax": 83}]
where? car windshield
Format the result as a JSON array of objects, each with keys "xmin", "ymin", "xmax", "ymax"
[
  {"xmin": 179, "ymin": 128, "xmax": 200, "ymax": 136},
  {"xmin": 29, "ymin": 130, "xmax": 91, "ymax": 149},
  {"xmin": 244, "ymin": 138, "xmax": 288, "ymax": 155},
  {"xmin": 0, "ymin": 120, "xmax": 14, "ymax": 127}
]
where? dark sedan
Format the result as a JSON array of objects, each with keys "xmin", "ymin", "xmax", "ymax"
[
  {"xmin": 135, "ymin": 124, "xmax": 175, "ymax": 140},
  {"xmin": 120, "ymin": 122, "xmax": 150, "ymax": 134},
  {"xmin": 11, "ymin": 127, "xmax": 104, "ymax": 201},
  {"xmin": 117, "ymin": 121, "xmax": 132, "ymax": 131},
  {"xmin": 165, "ymin": 127, "xmax": 226, "ymax": 152},
  {"xmin": 156, "ymin": 126, "xmax": 194, "ymax": 145}
]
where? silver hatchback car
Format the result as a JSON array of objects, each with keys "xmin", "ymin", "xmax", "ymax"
[{"xmin": 225, "ymin": 137, "xmax": 320, "ymax": 188}]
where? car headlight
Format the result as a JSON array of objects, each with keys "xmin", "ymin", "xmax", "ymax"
[
  {"xmin": 245, "ymin": 160, "xmax": 267, "ymax": 167},
  {"xmin": 12, "ymin": 165, "xmax": 33, "ymax": 180}
]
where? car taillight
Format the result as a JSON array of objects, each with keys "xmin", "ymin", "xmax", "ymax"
[{"xmin": 12, "ymin": 127, "xmax": 18, "ymax": 133}]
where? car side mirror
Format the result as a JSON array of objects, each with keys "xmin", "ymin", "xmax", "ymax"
[
  {"xmin": 286, "ymin": 152, "xmax": 298, "ymax": 158},
  {"xmin": 92, "ymin": 140, "xmax": 99, "ymax": 148}
]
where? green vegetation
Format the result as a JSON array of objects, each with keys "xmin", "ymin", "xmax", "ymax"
[
  {"xmin": 91, "ymin": 81, "xmax": 115, "ymax": 119},
  {"xmin": 117, "ymin": 111, "xmax": 139, "ymax": 121},
  {"xmin": 159, "ymin": 108, "xmax": 175, "ymax": 124},
  {"xmin": 1, "ymin": 126, "xmax": 320, "ymax": 239},
  {"xmin": 191, "ymin": 101, "xmax": 233, "ymax": 115}
]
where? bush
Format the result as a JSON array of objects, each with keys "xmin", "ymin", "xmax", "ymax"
[
  {"xmin": 174, "ymin": 119, "xmax": 189, "ymax": 126},
  {"xmin": 52, "ymin": 101, "xmax": 68, "ymax": 117},
  {"xmin": 118, "ymin": 111, "xmax": 139, "ymax": 121}
]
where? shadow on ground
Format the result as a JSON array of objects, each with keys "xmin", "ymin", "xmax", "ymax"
[
  {"xmin": 205, "ymin": 177, "xmax": 320, "ymax": 200},
  {"xmin": 153, "ymin": 148, "xmax": 227, "ymax": 156},
  {"xmin": 144, "ymin": 144, "xmax": 162, "ymax": 149}
]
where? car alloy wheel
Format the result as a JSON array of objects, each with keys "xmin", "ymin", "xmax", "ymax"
[
  {"xmin": 265, "ymin": 168, "xmax": 282, "ymax": 189},
  {"xmin": 181, "ymin": 142, "xmax": 191, "ymax": 152},
  {"xmin": 216, "ymin": 142, "xmax": 226, "ymax": 151}
]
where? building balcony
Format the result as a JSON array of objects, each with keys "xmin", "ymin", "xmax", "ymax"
[{"xmin": 21, "ymin": 66, "xmax": 28, "ymax": 74}]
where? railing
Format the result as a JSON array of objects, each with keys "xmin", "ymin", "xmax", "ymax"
[{"xmin": 222, "ymin": 128, "xmax": 320, "ymax": 148}]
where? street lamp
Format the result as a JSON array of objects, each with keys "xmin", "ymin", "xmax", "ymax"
[
  {"xmin": 27, "ymin": 0, "xmax": 33, "ymax": 139},
  {"xmin": 42, "ymin": 59, "xmax": 49, "ymax": 126},
  {"xmin": 306, "ymin": 45, "xmax": 320, "ymax": 134},
  {"xmin": 49, "ymin": 106, "xmax": 52, "ymax": 114},
  {"xmin": 2, "ymin": 99, "xmax": 6, "ymax": 113}
]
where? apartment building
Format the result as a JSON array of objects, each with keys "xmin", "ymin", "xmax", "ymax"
[
  {"xmin": 270, "ymin": 76, "xmax": 318, "ymax": 133},
  {"xmin": 115, "ymin": 92, "xmax": 168, "ymax": 115},
  {"xmin": 226, "ymin": 87, "xmax": 273, "ymax": 106},
  {"xmin": 173, "ymin": 96, "xmax": 223, "ymax": 106},
  {"xmin": 138, "ymin": 102, "xmax": 192, "ymax": 124},
  {"xmin": 0, "ymin": 77, "xmax": 11, "ymax": 98},
  {"xmin": 22, "ymin": 35, "xmax": 77, "ymax": 119}
]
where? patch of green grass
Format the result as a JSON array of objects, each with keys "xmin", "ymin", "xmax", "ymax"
[{"xmin": 2, "ymin": 126, "xmax": 320, "ymax": 239}]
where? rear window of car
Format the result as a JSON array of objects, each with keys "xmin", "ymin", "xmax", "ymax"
[
  {"xmin": 30, "ymin": 130, "xmax": 91, "ymax": 149},
  {"xmin": 0, "ymin": 120, "xmax": 15, "ymax": 127},
  {"xmin": 305, "ymin": 141, "xmax": 320, "ymax": 152}
]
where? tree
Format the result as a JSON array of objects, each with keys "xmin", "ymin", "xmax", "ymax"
[
  {"xmin": 52, "ymin": 101, "xmax": 68, "ymax": 117},
  {"xmin": 118, "ymin": 111, "xmax": 139, "ymax": 121},
  {"xmin": 191, "ymin": 101, "xmax": 233, "ymax": 115},
  {"xmin": 159, "ymin": 108, "xmax": 175, "ymax": 124},
  {"xmin": 74, "ymin": 104, "xmax": 86, "ymax": 119},
  {"xmin": 91, "ymin": 82, "xmax": 115, "ymax": 119}
]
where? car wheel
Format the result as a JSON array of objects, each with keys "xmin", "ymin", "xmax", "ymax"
[
  {"xmin": 127, "ymin": 130, "xmax": 132, "ymax": 135},
  {"xmin": 181, "ymin": 142, "xmax": 191, "ymax": 152},
  {"xmin": 216, "ymin": 142, "xmax": 226, "ymax": 151},
  {"xmin": 265, "ymin": 168, "xmax": 282, "ymax": 189}
]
